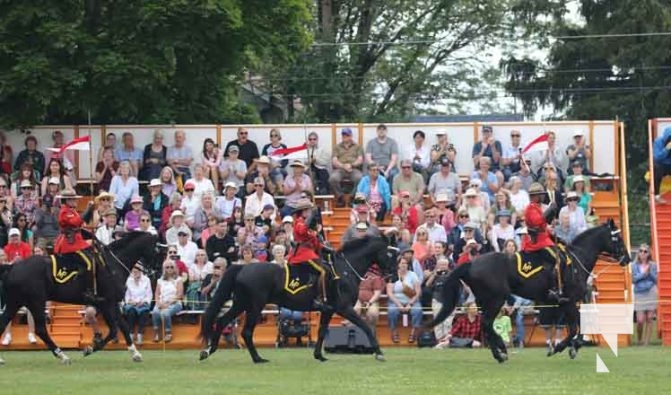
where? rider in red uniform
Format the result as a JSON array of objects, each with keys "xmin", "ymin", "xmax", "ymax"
[
  {"xmin": 54, "ymin": 189, "xmax": 101, "ymax": 303},
  {"xmin": 287, "ymin": 198, "xmax": 332, "ymax": 312},
  {"xmin": 522, "ymin": 183, "xmax": 567, "ymax": 303}
]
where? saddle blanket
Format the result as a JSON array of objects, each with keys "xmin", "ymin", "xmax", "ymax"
[
  {"xmin": 50, "ymin": 250, "xmax": 93, "ymax": 284},
  {"xmin": 515, "ymin": 246, "xmax": 572, "ymax": 279},
  {"xmin": 284, "ymin": 261, "xmax": 320, "ymax": 295}
]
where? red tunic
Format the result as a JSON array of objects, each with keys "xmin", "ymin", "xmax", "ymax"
[
  {"xmin": 54, "ymin": 205, "xmax": 90, "ymax": 254},
  {"xmin": 287, "ymin": 215, "xmax": 320, "ymax": 265},
  {"xmin": 521, "ymin": 202, "xmax": 554, "ymax": 252}
]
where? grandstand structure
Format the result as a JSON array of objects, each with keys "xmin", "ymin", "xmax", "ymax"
[
  {"xmin": 648, "ymin": 119, "xmax": 671, "ymax": 346},
  {"xmin": 2, "ymin": 120, "xmax": 632, "ymax": 350}
]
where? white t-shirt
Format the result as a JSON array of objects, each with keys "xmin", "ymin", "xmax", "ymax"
[{"xmin": 177, "ymin": 241, "xmax": 199, "ymax": 266}]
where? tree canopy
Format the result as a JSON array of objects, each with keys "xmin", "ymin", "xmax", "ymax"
[{"xmin": 0, "ymin": 0, "xmax": 312, "ymax": 127}]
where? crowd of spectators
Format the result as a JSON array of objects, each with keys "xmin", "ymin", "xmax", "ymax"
[{"xmin": 0, "ymin": 125, "xmax": 607, "ymax": 347}]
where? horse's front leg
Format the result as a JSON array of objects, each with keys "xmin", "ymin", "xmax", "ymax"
[
  {"xmin": 313, "ymin": 310, "xmax": 334, "ymax": 362},
  {"xmin": 338, "ymin": 306, "xmax": 385, "ymax": 361},
  {"xmin": 554, "ymin": 304, "xmax": 579, "ymax": 356}
]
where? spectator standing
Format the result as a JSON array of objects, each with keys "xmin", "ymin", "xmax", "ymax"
[
  {"xmin": 14, "ymin": 136, "xmax": 45, "ymax": 179},
  {"xmin": 140, "ymin": 129, "xmax": 168, "ymax": 181},
  {"xmin": 305, "ymin": 132, "xmax": 331, "ymax": 195},
  {"xmin": 404, "ymin": 130, "xmax": 431, "ymax": 182},
  {"xmin": 566, "ymin": 130, "xmax": 592, "ymax": 173},
  {"xmin": 167, "ymin": 130, "xmax": 194, "ymax": 182},
  {"xmin": 471, "ymin": 125, "xmax": 503, "ymax": 180},
  {"xmin": 632, "ymin": 244, "xmax": 658, "ymax": 346},
  {"xmin": 115, "ymin": 132, "xmax": 143, "ymax": 178},
  {"xmin": 329, "ymin": 128, "xmax": 364, "ymax": 207},
  {"xmin": 94, "ymin": 147, "xmax": 119, "ymax": 193},
  {"xmin": 365, "ymin": 124, "xmax": 399, "ymax": 184}
]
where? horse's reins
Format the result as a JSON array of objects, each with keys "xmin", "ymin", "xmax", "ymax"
[
  {"xmin": 333, "ymin": 251, "xmax": 364, "ymax": 281},
  {"xmin": 95, "ymin": 239, "xmax": 132, "ymax": 276},
  {"xmin": 567, "ymin": 229, "xmax": 627, "ymax": 280}
]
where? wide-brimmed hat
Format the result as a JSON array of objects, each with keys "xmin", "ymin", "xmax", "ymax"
[
  {"xmin": 566, "ymin": 191, "xmax": 579, "ymax": 200},
  {"xmin": 572, "ymin": 175, "xmax": 585, "ymax": 183},
  {"xmin": 19, "ymin": 180, "xmax": 33, "ymax": 189},
  {"xmin": 293, "ymin": 198, "xmax": 314, "ymax": 212},
  {"xmin": 104, "ymin": 209, "xmax": 118, "ymax": 217},
  {"xmin": 464, "ymin": 188, "xmax": 479, "ymax": 198},
  {"xmin": 130, "ymin": 195, "xmax": 143, "ymax": 204},
  {"xmin": 255, "ymin": 156, "xmax": 271, "ymax": 165},
  {"xmin": 435, "ymin": 193, "xmax": 449, "ymax": 203},
  {"xmin": 149, "ymin": 178, "xmax": 162, "ymax": 188},
  {"xmin": 223, "ymin": 181, "xmax": 238, "ymax": 191},
  {"xmin": 170, "ymin": 210, "xmax": 184, "ymax": 220},
  {"xmin": 290, "ymin": 160, "xmax": 305, "ymax": 169},
  {"xmin": 95, "ymin": 191, "xmax": 115, "ymax": 203},
  {"xmin": 48, "ymin": 177, "xmax": 60, "ymax": 185},
  {"xmin": 282, "ymin": 216, "xmax": 294, "ymax": 224},
  {"xmin": 528, "ymin": 182, "xmax": 545, "ymax": 195},
  {"xmin": 55, "ymin": 189, "xmax": 81, "ymax": 199}
]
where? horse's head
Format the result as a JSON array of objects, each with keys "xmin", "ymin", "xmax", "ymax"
[
  {"xmin": 108, "ymin": 231, "xmax": 162, "ymax": 275},
  {"xmin": 604, "ymin": 218, "xmax": 631, "ymax": 266},
  {"xmin": 338, "ymin": 235, "xmax": 398, "ymax": 279}
]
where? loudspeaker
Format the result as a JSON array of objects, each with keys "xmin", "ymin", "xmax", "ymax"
[{"xmin": 324, "ymin": 326, "xmax": 375, "ymax": 354}]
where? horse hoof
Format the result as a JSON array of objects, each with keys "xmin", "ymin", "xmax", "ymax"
[
  {"xmin": 199, "ymin": 350, "xmax": 210, "ymax": 361},
  {"xmin": 254, "ymin": 358, "xmax": 269, "ymax": 364},
  {"xmin": 82, "ymin": 346, "xmax": 93, "ymax": 357},
  {"xmin": 374, "ymin": 353, "xmax": 386, "ymax": 362},
  {"xmin": 314, "ymin": 355, "xmax": 328, "ymax": 362},
  {"xmin": 569, "ymin": 347, "xmax": 577, "ymax": 360},
  {"xmin": 60, "ymin": 357, "xmax": 72, "ymax": 365},
  {"xmin": 499, "ymin": 353, "xmax": 508, "ymax": 362},
  {"xmin": 0, "ymin": 357, "xmax": 5, "ymax": 365},
  {"xmin": 132, "ymin": 352, "xmax": 143, "ymax": 363}
]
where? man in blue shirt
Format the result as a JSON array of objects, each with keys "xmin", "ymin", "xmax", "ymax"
[{"xmin": 115, "ymin": 132, "xmax": 143, "ymax": 177}]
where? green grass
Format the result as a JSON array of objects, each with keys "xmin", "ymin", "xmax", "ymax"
[{"xmin": 1, "ymin": 347, "xmax": 668, "ymax": 394}]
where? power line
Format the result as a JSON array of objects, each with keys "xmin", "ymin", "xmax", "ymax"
[{"xmin": 556, "ymin": 32, "xmax": 671, "ymax": 40}]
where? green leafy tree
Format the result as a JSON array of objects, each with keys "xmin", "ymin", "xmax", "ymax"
[
  {"xmin": 0, "ymin": 0, "xmax": 312, "ymax": 127},
  {"xmin": 501, "ymin": 0, "xmax": 671, "ymax": 243}
]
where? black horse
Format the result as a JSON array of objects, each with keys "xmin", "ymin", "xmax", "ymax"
[
  {"xmin": 199, "ymin": 236, "xmax": 398, "ymax": 363},
  {"xmin": 0, "ymin": 232, "xmax": 160, "ymax": 365},
  {"xmin": 428, "ymin": 219, "xmax": 630, "ymax": 363}
]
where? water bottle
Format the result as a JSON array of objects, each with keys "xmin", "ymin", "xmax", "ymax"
[
  {"xmin": 402, "ymin": 313, "xmax": 408, "ymax": 327},
  {"xmin": 323, "ymin": 200, "xmax": 329, "ymax": 212}
]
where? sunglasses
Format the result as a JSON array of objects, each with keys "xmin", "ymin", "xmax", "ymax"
[
  {"xmin": 165, "ymin": 266, "xmax": 175, "ymax": 269},
  {"xmin": 0, "ymin": 185, "xmax": 7, "ymax": 188},
  {"xmin": 99, "ymin": 197, "xmax": 110, "ymax": 202},
  {"xmin": 213, "ymin": 266, "xmax": 222, "ymax": 269},
  {"xmin": 567, "ymin": 198, "xmax": 578, "ymax": 202},
  {"xmin": 168, "ymin": 251, "xmax": 177, "ymax": 255},
  {"xmin": 254, "ymin": 184, "xmax": 264, "ymax": 187},
  {"xmin": 21, "ymin": 186, "xmax": 32, "ymax": 189},
  {"xmin": 239, "ymin": 132, "xmax": 248, "ymax": 135},
  {"xmin": 459, "ymin": 215, "xmax": 469, "ymax": 218},
  {"xmin": 401, "ymin": 166, "xmax": 411, "ymax": 169},
  {"xmin": 184, "ymin": 189, "xmax": 194, "ymax": 192},
  {"xmin": 511, "ymin": 134, "xmax": 521, "ymax": 137},
  {"xmin": 141, "ymin": 219, "xmax": 150, "ymax": 222},
  {"xmin": 467, "ymin": 196, "xmax": 476, "ymax": 199},
  {"xmin": 245, "ymin": 219, "xmax": 255, "ymax": 222},
  {"xmin": 308, "ymin": 138, "xmax": 317, "ymax": 141},
  {"xmin": 270, "ymin": 134, "xmax": 279, "ymax": 138},
  {"xmin": 639, "ymin": 250, "xmax": 649, "ymax": 253}
]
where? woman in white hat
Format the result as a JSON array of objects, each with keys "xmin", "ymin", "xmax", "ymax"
[
  {"xmin": 558, "ymin": 191, "xmax": 587, "ymax": 234},
  {"xmin": 124, "ymin": 194, "xmax": 148, "ymax": 232},
  {"xmin": 215, "ymin": 181, "xmax": 242, "ymax": 220},
  {"xmin": 144, "ymin": 178, "xmax": 169, "ymax": 229},
  {"xmin": 165, "ymin": 210, "xmax": 191, "ymax": 246}
]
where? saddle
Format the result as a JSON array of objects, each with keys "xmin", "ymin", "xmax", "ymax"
[
  {"xmin": 283, "ymin": 260, "xmax": 336, "ymax": 295},
  {"xmin": 515, "ymin": 246, "xmax": 571, "ymax": 280},
  {"xmin": 50, "ymin": 250, "xmax": 96, "ymax": 284}
]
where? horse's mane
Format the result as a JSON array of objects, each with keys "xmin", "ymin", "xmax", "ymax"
[
  {"xmin": 570, "ymin": 223, "xmax": 607, "ymax": 247},
  {"xmin": 338, "ymin": 235, "xmax": 384, "ymax": 253},
  {"xmin": 108, "ymin": 231, "xmax": 157, "ymax": 250}
]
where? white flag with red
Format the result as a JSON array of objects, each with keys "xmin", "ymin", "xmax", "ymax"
[
  {"xmin": 269, "ymin": 143, "xmax": 308, "ymax": 161},
  {"xmin": 521, "ymin": 133, "xmax": 549, "ymax": 155},
  {"xmin": 45, "ymin": 135, "xmax": 91, "ymax": 153}
]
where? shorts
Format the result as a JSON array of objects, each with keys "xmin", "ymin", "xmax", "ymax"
[{"xmin": 539, "ymin": 307, "xmax": 565, "ymax": 328}]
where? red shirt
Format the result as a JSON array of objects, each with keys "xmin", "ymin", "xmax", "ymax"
[
  {"xmin": 288, "ymin": 215, "xmax": 320, "ymax": 264},
  {"xmin": 450, "ymin": 314, "xmax": 482, "ymax": 341},
  {"xmin": 392, "ymin": 205, "xmax": 419, "ymax": 234},
  {"xmin": 457, "ymin": 251, "xmax": 479, "ymax": 266},
  {"xmin": 521, "ymin": 202, "xmax": 554, "ymax": 252},
  {"xmin": 4, "ymin": 241, "xmax": 32, "ymax": 261}
]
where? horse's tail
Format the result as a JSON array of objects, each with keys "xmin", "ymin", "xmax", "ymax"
[
  {"xmin": 200, "ymin": 264, "xmax": 244, "ymax": 343},
  {"xmin": 425, "ymin": 262, "xmax": 471, "ymax": 329}
]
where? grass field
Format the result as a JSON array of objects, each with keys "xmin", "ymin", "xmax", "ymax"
[{"xmin": 1, "ymin": 346, "xmax": 668, "ymax": 395}]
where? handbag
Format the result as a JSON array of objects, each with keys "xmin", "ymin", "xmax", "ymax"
[{"xmin": 401, "ymin": 277, "xmax": 417, "ymax": 298}]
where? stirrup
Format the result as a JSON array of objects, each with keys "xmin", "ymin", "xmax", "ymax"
[
  {"xmin": 547, "ymin": 289, "xmax": 569, "ymax": 304},
  {"xmin": 312, "ymin": 299, "xmax": 333, "ymax": 313},
  {"xmin": 84, "ymin": 290, "xmax": 105, "ymax": 304}
]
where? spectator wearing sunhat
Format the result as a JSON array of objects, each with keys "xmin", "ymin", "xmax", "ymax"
[
  {"xmin": 215, "ymin": 181, "xmax": 242, "ymax": 220},
  {"xmin": 433, "ymin": 193, "xmax": 456, "ymax": 235},
  {"xmin": 165, "ymin": 210, "xmax": 191, "ymax": 246},
  {"xmin": 330, "ymin": 127, "xmax": 365, "ymax": 207},
  {"xmin": 564, "ymin": 161, "xmax": 591, "ymax": 192},
  {"xmin": 489, "ymin": 209, "xmax": 515, "ymax": 252},
  {"xmin": 558, "ymin": 191, "xmax": 587, "ymax": 234},
  {"xmin": 245, "ymin": 155, "xmax": 279, "ymax": 195},
  {"xmin": 244, "ymin": 177, "xmax": 276, "ymax": 221},
  {"xmin": 460, "ymin": 188, "xmax": 487, "ymax": 231},
  {"xmin": 282, "ymin": 159, "xmax": 314, "ymax": 217},
  {"xmin": 143, "ymin": 178, "xmax": 169, "ymax": 229},
  {"xmin": 570, "ymin": 174, "xmax": 592, "ymax": 215},
  {"xmin": 180, "ymin": 179, "xmax": 199, "ymax": 224},
  {"xmin": 566, "ymin": 130, "xmax": 591, "ymax": 173},
  {"xmin": 124, "ymin": 195, "xmax": 148, "ymax": 232},
  {"xmin": 95, "ymin": 209, "xmax": 118, "ymax": 245},
  {"xmin": 14, "ymin": 179, "xmax": 38, "ymax": 224}
]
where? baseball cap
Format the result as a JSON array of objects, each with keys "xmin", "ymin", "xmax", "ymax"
[
  {"xmin": 255, "ymin": 235, "xmax": 268, "ymax": 244},
  {"xmin": 262, "ymin": 204, "xmax": 274, "ymax": 211},
  {"xmin": 282, "ymin": 216, "xmax": 294, "ymax": 224},
  {"xmin": 571, "ymin": 160, "xmax": 583, "ymax": 168},
  {"xmin": 440, "ymin": 157, "xmax": 451, "ymax": 167},
  {"xmin": 8, "ymin": 228, "xmax": 20, "ymax": 237},
  {"xmin": 355, "ymin": 222, "xmax": 368, "ymax": 230},
  {"xmin": 177, "ymin": 230, "xmax": 189, "ymax": 236},
  {"xmin": 464, "ymin": 221, "xmax": 478, "ymax": 230},
  {"xmin": 48, "ymin": 177, "xmax": 60, "ymax": 185},
  {"xmin": 341, "ymin": 128, "xmax": 353, "ymax": 136},
  {"xmin": 227, "ymin": 145, "xmax": 239, "ymax": 153}
]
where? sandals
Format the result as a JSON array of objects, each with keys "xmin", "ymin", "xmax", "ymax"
[
  {"xmin": 164, "ymin": 333, "xmax": 172, "ymax": 343},
  {"xmin": 408, "ymin": 333, "xmax": 416, "ymax": 343},
  {"xmin": 391, "ymin": 332, "xmax": 400, "ymax": 344}
]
